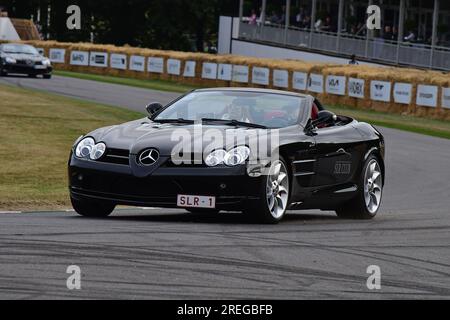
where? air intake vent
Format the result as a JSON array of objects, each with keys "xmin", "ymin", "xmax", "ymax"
[{"xmin": 99, "ymin": 148, "xmax": 129, "ymax": 165}]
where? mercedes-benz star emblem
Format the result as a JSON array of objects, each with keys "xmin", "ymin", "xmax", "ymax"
[{"xmin": 138, "ymin": 148, "xmax": 160, "ymax": 166}]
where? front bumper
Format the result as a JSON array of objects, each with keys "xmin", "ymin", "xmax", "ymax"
[
  {"xmin": 69, "ymin": 155, "xmax": 263, "ymax": 210},
  {"xmin": 2, "ymin": 63, "xmax": 52, "ymax": 75}
]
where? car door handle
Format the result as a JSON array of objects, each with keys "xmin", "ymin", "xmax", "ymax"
[{"xmin": 325, "ymin": 148, "xmax": 350, "ymax": 157}]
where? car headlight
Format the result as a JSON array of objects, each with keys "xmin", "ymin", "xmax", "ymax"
[
  {"xmin": 74, "ymin": 137, "xmax": 106, "ymax": 160},
  {"xmin": 205, "ymin": 146, "xmax": 251, "ymax": 167},
  {"xmin": 5, "ymin": 57, "xmax": 16, "ymax": 64},
  {"xmin": 205, "ymin": 149, "xmax": 227, "ymax": 167},
  {"xmin": 42, "ymin": 58, "xmax": 51, "ymax": 66},
  {"xmin": 224, "ymin": 146, "xmax": 251, "ymax": 166}
]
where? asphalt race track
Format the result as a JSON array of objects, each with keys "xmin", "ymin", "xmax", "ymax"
[{"xmin": 1, "ymin": 75, "xmax": 449, "ymax": 299}]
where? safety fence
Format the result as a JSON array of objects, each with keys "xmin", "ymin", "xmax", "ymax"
[{"xmin": 13, "ymin": 40, "xmax": 450, "ymax": 120}]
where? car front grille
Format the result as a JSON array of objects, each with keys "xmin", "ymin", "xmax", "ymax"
[{"xmin": 99, "ymin": 148, "xmax": 130, "ymax": 165}]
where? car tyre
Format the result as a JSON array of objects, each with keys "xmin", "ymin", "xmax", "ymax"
[
  {"xmin": 244, "ymin": 157, "xmax": 290, "ymax": 224},
  {"xmin": 335, "ymin": 155, "xmax": 383, "ymax": 219},
  {"xmin": 43, "ymin": 74, "xmax": 52, "ymax": 79},
  {"xmin": 71, "ymin": 197, "xmax": 115, "ymax": 218},
  {"xmin": 28, "ymin": 74, "xmax": 37, "ymax": 78}
]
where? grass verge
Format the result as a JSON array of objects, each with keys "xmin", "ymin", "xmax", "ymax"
[
  {"xmin": 55, "ymin": 70, "xmax": 450, "ymax": 140},
  {"xmin": 0, "ymin": 83, "xmax": 142, "ymax": 211},
  {"xmin": 55, "ymin": 70, "xmax": 202, "ymax": 93}
]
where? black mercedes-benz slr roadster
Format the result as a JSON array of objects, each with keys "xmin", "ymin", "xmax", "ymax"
[{"xmin": 68, "ymin": 88, "xmax": 385, "ymax": 223}]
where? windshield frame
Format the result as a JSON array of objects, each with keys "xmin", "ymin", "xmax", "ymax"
[
  {"xmin": 0, "ymin": 44, "xmax": 40, "ymax": 55},
  {"xmin": 151, "ymin": 89, "xmax": 311, "ymax": 129}
]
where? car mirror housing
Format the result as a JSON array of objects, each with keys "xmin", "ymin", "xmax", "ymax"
[
  {"xmin": 146, "ymin": 102, "xmax": 164, "ymax": 118},
  {"xmin": 304, "ymin": 110, "xmax": 337, "ymax": 134}
]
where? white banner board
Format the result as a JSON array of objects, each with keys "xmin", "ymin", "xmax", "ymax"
[
  {"xmin": 148, "ymin": 57, "xmax": 164, "ymax": 73},
  {"xmin": 292, "ymin": 72, "xmax": 308, "ymax": 91},
  {"xmin": 70, "ymin": 51, "xmax": 89, "ymax": 66},
  {"xmin": 326, "ymin": 75, "xmax": 346, "ymax": 96},
  {"xmin": 393, "ymin": 83, "xmax": 413, "ymax": 105},
  {"xmin": 49, "ymin": 48, "xmax": 65, "ymax": 63},
  {"xmin": 167, "ymin": 59, "xmax": 181, "ymax": 75},
  {"xmin": 348, "ymin": 78, "xmax": 365, "ymax": 99},
  {"xmin": 370, "ymin": 80, "xmax": 391, "ymax": 102},
  {"xmin": 202, "ymin": 62, "xmax": 217, "ymax": 79},
  {"xmin": 217, "ymin": 63, "xmax": 232, "ymax": 81},
  {"xmin": 308, "ymin": 74, "xmax": 324, "ymax": 93},
  {"xmin": 252, "ymin": 67, "xmax": 269, "ymax": 85},
  {"xmin": 442, "ymin": 88, "xmax": 450, "ymax": 109},
  {"xmin": 129, "ymin": 55, "xmax": 145, "ymax": 72},
  {"xmin": 110, "ymin": 53, "xmax": 127, "ymax": 70},
  {"xmin": 416, "ymin": 85, "xmax": 438, "ymax": 107},
  {"xmin": 232, "ymin": 65, "xmax": 249, "ymax": 83},
  {"xmin": 183, "ymin": 61, "xmax": 196, "ymax": 77},
  {"xmin": 273, "ymin": 69, "xmax": 289, "ymax": 88},
  {"xmin": 89, "ymin": 52, "xmax": 108, "ymax": 67}
]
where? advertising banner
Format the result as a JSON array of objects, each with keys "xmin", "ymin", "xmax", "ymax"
[
  {"xmin": 167, "ymin": 59, "xmax": 181, "ymax": 75},
  {"xmin": 252, "ymin": 67, "xmax": 269, "ymax": 85},
  {"xmin": 393, "ymin": 83, "xmax": 413, "ymax": 105},
  {"xmin": 348, "ymin": 78, "xmax": 365, "ymax": 99},
  {"xmin": 326, "ymin": 75, "xmax": 346, "ymax": 96},
  {"xmin": 217, "ymin": 64, "xmax": 232, "ymax": 81},
  {"xmin": 201, "ymin": 62, "xmax": 218, "ymax": 79},
  {"xmin": 416, "ymin": 85, "xmax": 438, "ymax": 107},
  {"xmin": 308, "ymin": 74, "xmax": 324, "ymax": 93},
  {"xmin": 232, "ymin": 65, "xmax": 249, "ymax": 83},
  {"xmin": 148, "ymin": 57, "xmax": 164, "ymax": 73},
  {"xmin": 184, "ymin": 61, "xmax": 196, "ymax": 77},
  {"xmin": 70, "ymin": 51, "xmax": 89, "ymax": 66},
  {"xmin": 49, "ymin": 48, "xmax": 65, "ymax": 63},
  {"xmin": 129, "ymin": 55, "xmax": 145, "ymax": 72},
  {"xmin": 292, "ymin": 72, "xmax": 308, "ymax": 91},
  {"xmin": 110, "ymin": 54, "xmax": 127, "ymax": 70},
  {"xmin": 370, "ymin": 80, "xmax": 391, "ymax": 102},
  {"xmin": 273, "ymin": 69, "xmax": 289, "ymax": 88},
  {"xmin": 89, "ymin": 52, "xmax": 108, "ymax": 67}
]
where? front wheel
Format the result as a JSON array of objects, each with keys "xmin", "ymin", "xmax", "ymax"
[
  {"xmin": 71, "ymin": 197, "xmax": 115, "ymax": 218},
  {"xmin": 244, "ymin": 158, "xmax": 290, "ymax": 224},
  {"xmin": 335, "ymin": 155, "xmax": 383, "ymax": 219}
]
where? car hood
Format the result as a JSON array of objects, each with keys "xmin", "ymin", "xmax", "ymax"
[{"xmin": 88, "ymin": 118, "xmax": 277, "ymax": 156}]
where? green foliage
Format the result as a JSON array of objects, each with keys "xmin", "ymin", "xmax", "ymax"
[{"xmin": 2, "ymin": 0, "xmax": 237, "ymax": 51}]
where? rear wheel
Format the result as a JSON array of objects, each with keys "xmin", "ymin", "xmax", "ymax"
[
  {"xmin": 335, "ymin": 155, "xmax": 383, "ymax": 219},
  {"xmin": 71, "ymin": 197, "xmax": 115, "ymax": 218},
  {"xmin": 244, "ymin": 157, "xmax": 290, "ymax": 224}
]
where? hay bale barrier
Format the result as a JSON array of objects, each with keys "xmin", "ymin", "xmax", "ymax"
[{"xmin": 14, "ymin": 40, "xmax": 450, "ymax": 121}]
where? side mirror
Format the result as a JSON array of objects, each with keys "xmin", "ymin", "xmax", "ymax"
[
  {"xmin": 316, "ymin": 110, "xmax": 337, "ymax": 125},
  {"xmin": 304, "ymin": 110, "xmax": 337, "ymax": 133},
  {"xmin": 146, "ymin": 102, "xmax": 163, "ymax": 118}
]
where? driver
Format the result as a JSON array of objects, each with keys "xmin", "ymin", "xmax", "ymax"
[{"xmin": 221, "ymin": 98, "xmax": 253, "ymax": 123}]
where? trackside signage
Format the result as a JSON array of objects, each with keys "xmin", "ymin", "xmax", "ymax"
[
  {"xmin": 49, "ymin": 48, "xmax": 65, "ymax": 63},
  {"xmin": 326, "ymin": 75, "xmax": 346, "ymax": 96},
  {"xmin": 89, "ymin": 52, "xmax": 108, "ymax": 67},
  {"xmin": 201, "ymin": 62, "xmax": 217, "ymax": 80},
  {"xmin": 252, "ymin": 67, "xmax": 269, "ymax": 85},
  {"xmin": 70, "ymin": 51, "xmax": 89, "ymax": 66},
  {"xmin": 416, "ymin": 85, "xmax": 438, "ymax": 107},
  {"xmin": 232, "ymin": 65, "xmax": 249, "ymax": 83},
  {"xmin": 308, "ymin": 74, "xmax": 324, "ymax": 93},
  {"xmin": 167, "ymin": 59, "xmax": 181, "ymax": 75},
  {"xmin": 370, "ymin": 80, "xmax": 391, "ymax": 102},
  {"xmin": 217, "ymin": 63, "xmax": 232, "ymax": 81},
  {"xmin": 348, "ymin": 78, "xmax": 365, "ymax": 99},
  {"xmin": 442, "ymin": 88, "xmax": 450, "ymax": 109},
  {"xmin": 129, "ymin": 55, "xmax": 145, "ymax": 72},
  {"xmin": 110, "ymin": 53, "xmax": 127, "ymax": 70},
  {"xmin": 148, "ymin": 57, "xmax": 164, "ymax": 73},
  {"xmin": 292, "ymin": 72, "xmax": 307, "ymax": 91},
  {"xmin": 184, "ymin": 61, "xmax": 196, "ymax": 77},
  {"xmin": 273, "ymin": 69, "xmax": 289, "ymax": 88},
  {"xmin": 393, "ymin": 83, "xmax": 413, "ymax": 105}
]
